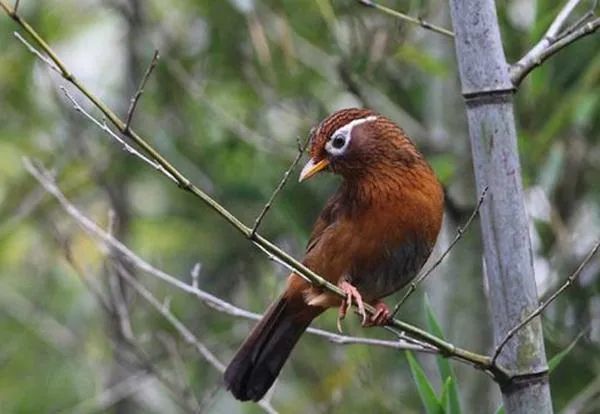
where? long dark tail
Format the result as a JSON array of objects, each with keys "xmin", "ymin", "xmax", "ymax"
[{"xmin": 224, "ymin": 293, "xmax": 323, "ymax": 401}]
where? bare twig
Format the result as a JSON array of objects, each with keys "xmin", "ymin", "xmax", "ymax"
[
  {"xmin": 157, "ymin": 333, "xmax": 204, "ymax": 412},
  {"xmin": 392, "ymin": 187, "xmax": 488, "ymax": 317},
  {"xmin": 251, "ymin": 137, "xmax": 308, "ymax": 236},
  {"xmin": 492, "ymin": 241, "xmax": 600, "ymax": 364},
  {"xmin": 60, "ymin": 87, "xmax": 177, "ymax": 183},
  {"xmin": 64, "ymin": 370, "xmax": 154, "ymax": 414},
  {"xmin": 560, "ymin": 1, "xmax": 598, "ymax": 38},
  {"xmin": 0, "ymin": 286, "xmax": 78, "ymax": 351},
  {"xmin": 355, "ymin": 0, "xmax": 454, "ymax": 38},
  {"xmin": 115, "ymin": 265, "xmax": 279, "ymax": 414},
  {"xmin": 13, "ymin": 32, "xmax": 61, "ymax": 74},
  {"xmin": 62, "ymin": 247, "xmax": 206, "ymax": 414},
  {"xmin": 125, "ymin": 50, "xmax": 159, "ymax": 132},
  {"xmin": 190, "ymin": 262, "xmax": 201, "ymax": 289},
  {"xmin": 511, "ymin": 0, "xmax": 599, "ymax": 86},
  {"xmin": 108, "ymin": 265, "xmax": 135, "ymax": 341},
  {"xmin": 546, "ymin": 0, "xmax": 585, "ymax": 40}
]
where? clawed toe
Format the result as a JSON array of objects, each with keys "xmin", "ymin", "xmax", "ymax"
[
  {"xmin": 336, "ymin": 281, "xmax": 367, "ymax": 332},
  {"xmin": 363, "ymin": 301, "xmax": 391, "ymax": 327}
]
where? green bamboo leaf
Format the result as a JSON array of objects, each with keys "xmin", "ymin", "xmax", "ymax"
[
  {"xmin": 494, "ymin": 404, "xmax": 505, "ymax": 414},
  {"xmin": 424, "ymin": 295, "xmax": 462, "ymax": 414},
  {"xmin": 406, "ymin": 351, "xmax": 443, "ymax": 414},
  {"xmin": 549, "ymin": 333, "xmax": 584, "ymax": 372},
  {"xmin": 439, "ymin": 376, "xmax": 452, "ymax": 411}
]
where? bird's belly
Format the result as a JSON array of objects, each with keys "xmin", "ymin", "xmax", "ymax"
[{"xmin": 350, "ymin": 237, "xmax": 432, "ymax": 302}]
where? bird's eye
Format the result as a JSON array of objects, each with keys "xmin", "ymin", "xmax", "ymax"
[{"xmin": 332, "ymin": 134, "xmax": 345, "ymax": 149}]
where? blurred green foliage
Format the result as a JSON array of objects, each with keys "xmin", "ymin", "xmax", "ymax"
[{"xmin": 0, "ymin": 0, "xmax": 599, "ymax": 413}]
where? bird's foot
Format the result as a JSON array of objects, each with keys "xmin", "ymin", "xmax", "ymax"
[
  {"xmin": 363, "ymin": 301, "xmax": 391, "ymax": 327},
  {"xmin": 336, "ymin": 281, "xmax": 367, "ymax": 333}
]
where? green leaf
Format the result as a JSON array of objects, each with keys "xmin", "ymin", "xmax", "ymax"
[
  {"xmin": 439, "ymin": 376, "xmax": 452, "ymax": 411},
  {"xmin": 549, "ymin": 333, "xmax": 584, "ymax": 372},
  {"xmin": 424, "ymin": 295, "xmax": 462, "ymax": 414},
  {"xmin": 406, "ymin": 351, "xmax": 443, "ymax": 414},
  {"xmin": 494, "ymin": 404, "xmax": 505, "ymax": 414}
]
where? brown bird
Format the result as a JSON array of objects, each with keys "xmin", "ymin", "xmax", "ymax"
[{"xmin": 224, "ymin": 108, "xmax": 444, "ymax": 401}]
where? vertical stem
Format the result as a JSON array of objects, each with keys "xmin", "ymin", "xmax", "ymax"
[{"xmin": 448, "ymin": 1, "xmax": 553, "ymax": 412}]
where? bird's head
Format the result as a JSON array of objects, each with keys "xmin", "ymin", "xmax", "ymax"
[{"xmin": 299, "ymin": 108, "xmax": 421, "ymax": 182}]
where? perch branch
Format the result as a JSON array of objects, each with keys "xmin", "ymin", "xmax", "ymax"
[
  {"xmin": 392, "ymin": 187, "xmax": 488, "ymax": 316},
  {"xmin": 492, "ymin": 240, "xmax": 600, "ymax": 364},
  {"xmin": 355, "ymin": 0, "xmax": 454, "ymax": 38},
  {"xmin": 24, "ymin": 159, "xmax": 436, "ymax": 355}
]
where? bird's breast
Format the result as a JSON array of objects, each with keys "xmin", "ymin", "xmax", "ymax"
[{"xmin": 347, "ymin": 234, "xmax": 433, "ymax": 301}]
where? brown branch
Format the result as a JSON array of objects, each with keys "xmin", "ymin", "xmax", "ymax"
[
  {"xmin": 125, "ymin": 49, "xmax": 159, "ymax": 132},
  {"xmin": 391, "ymin": 186, "xmax": 488, "ymax": 317},
  {"xmin": 251, "ymin": 137, "xmax": 308, "ymax": 237},
  {"xmin": 492, "ymin": 240, "xmax": 600, "ymax": 364},
  {"xmin": 355, "ymin": 0, "xmax": 454, "ymax": 38}
]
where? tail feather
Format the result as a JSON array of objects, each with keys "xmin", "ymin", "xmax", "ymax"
[{"xmin": 224, "ymin": 294, "xmax": 322, "ymax": 401}]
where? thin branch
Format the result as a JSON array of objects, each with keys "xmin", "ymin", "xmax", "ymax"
[
  {"xmin": 560, "ymin": 1, "xmax": 598, "ymax": 38},
  {"xmin": 23, "ymin": 158, "xmax": 435, "ymax": 355},
  {"xmin": 115, "ymin": 264, "xmax": 279, "ymax": 414},
  {"xmin": 0, "ymin": 286, "xmax": 78, "ymax": 351},
  {"xmin": 391, "ymin": 187, "xmax": 488, "ymax": 317},
  {"xmin": 125, "ymin": 49, "xmax": 159, "ymax": 132},
  {"xmin": 156, "ymin": 333, "xmax": 204, "ymax": 412},
  {"xmin": 511, "ymin": 0, "xmax": 599, "ymax": 86},
  {"xmin": 190, "ymin": 262, "xmax": 201, "ymax": 290},
  {"xmin": 60, "ymin": 87, "xmax": 177, "ymax": 183},
  {"xmin": 251, "ymin": 137, "xmax": 308, "ymax": 237},
  {"xmin": 546, "ymin": 0, "xmax": 585, "ymax": 40},
  {"xmin": 5, "ymin": 6, "xmax": 505, "ymax": 379},
  {"xmin": 355, "ymin": 0, "xmax": 454, "ymax": 38},
  {"xmin": 62, "ymin": 248, "xmax": 208, "ymax": 414},
  {"xmin": 65, "ymin": 370, "xmax": 154, "ymax": 414},
  {"xmin": 492, "ymin": 240, "xmax": 600, "ymax": 364},
  {"xmin": 13, "ymin": 32, "xmax": 61, "ymax": 74}
]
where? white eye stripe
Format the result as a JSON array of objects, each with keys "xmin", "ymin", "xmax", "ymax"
[{"xmin": 325, "ymin": 115, "xmax": 377, "ymax": 156}]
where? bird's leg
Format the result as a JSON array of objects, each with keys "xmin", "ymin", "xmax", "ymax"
[
  {"xmin": 363, "ymin": 301, "xmax": 391, "ymax": 327},
  {"xmin": 336, "ymin": 281, "xmax": 367, "ymax": 333}
]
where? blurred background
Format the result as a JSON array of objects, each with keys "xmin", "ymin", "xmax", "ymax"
[{"xmin": 0, "ymin": 0, "xmax": 598, "ymax": 413}]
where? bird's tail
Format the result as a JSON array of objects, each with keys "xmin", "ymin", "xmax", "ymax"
[{"xmin": 224, "ymin": 292, "xmax": 323, "ymax": 401}]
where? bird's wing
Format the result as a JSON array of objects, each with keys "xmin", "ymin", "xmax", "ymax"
[{"xmin": 306, "ymin": 192, "xmax": 342, "ymax": 254}]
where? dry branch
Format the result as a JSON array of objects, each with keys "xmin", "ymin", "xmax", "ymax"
[
  {"xmin": 125, "ymin": 49, "xmax": 160, "ymax": 132},
  {"xmin": 355, "ymin": 0, "xmax": 454, "ymax": 38}
]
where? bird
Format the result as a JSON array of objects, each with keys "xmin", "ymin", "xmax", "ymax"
[{"xmin": 224, "ymin": 108, "xmax": 444, "ymax": 402}]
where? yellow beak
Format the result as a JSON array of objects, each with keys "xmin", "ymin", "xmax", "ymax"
[{"xmin": 299, "ymin": 158, "xmax": 329, "ymax": 182}]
